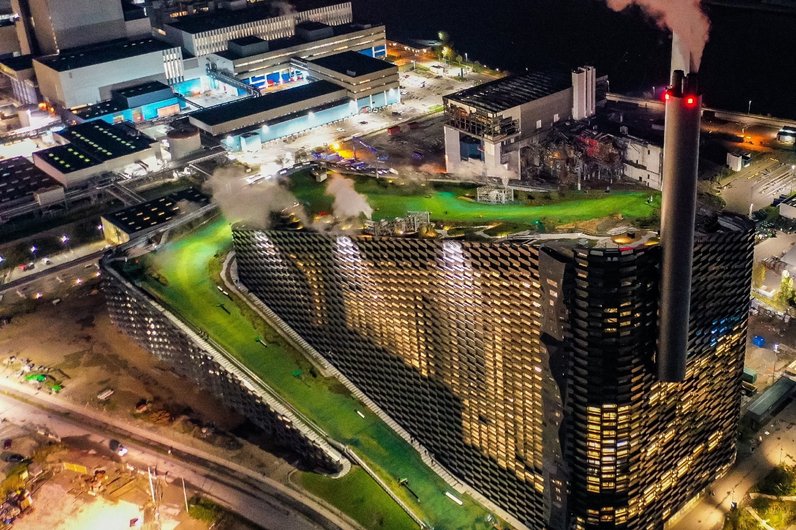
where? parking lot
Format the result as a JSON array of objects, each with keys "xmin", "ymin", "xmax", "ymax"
[{"xmin": 721, "ymin": 153, "xmax": 796, "ymax": 214}]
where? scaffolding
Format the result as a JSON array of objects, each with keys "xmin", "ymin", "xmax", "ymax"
[{"xmin": 476, "ymin": 186, "xmax": 514, "ymax": 204}]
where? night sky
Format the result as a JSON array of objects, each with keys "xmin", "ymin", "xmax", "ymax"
[{"xmin": 347, "ymin": 0, "xmax": 795, "ymax": 118}]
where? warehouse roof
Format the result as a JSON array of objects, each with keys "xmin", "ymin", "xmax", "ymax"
[
  {"xmin": 35, "ymin": 38, "xmax": 175, "ymax": 72},
  {"xmin": 113, "ymin": 81, "xmax": 172, "ymax": 100},
  {"xmin": 748, "ymin": 377, "xmax": 796, "ymax": 424},
  {"xmin": 0, "ymin": 54, "xmax": 33, "ymax": 73},
  {"xmin": 445, "ymin": 71, "xmax": 571, "ymax": 114},
  {"xmin": 103, "ymin": 187, "xmax": 210, "ymax": 234},
  {"xmin": 230, "ymin": 35, "xmax": 266, "ymax": 47},
  {"xmin": 57, "ymin": 121, "xmax": 154, "ymax": 161},
  {"xmin": 0, "ymin": 157, "xmax": 62, "ymax": 204},
  {"xmin": 165, "ymin": 4, "xmax": 277, "ymax": 34},
  {"xmin": 307, "ymin": 51, "xmax": 394, "ymax": 77},
  {"xmin": 190, "ymin": 80, "xmax": 344, "ymax": 126},
  {"xmin": 73, "ymin": 100, "xmax": 127, "ymax": 120},
  {"xmin": 214, "ymin": 23, "xmax": 381, "ymax": 60},
  {"xmin": 34, "ymin": 145, "xmax": 100, "ymax": 174}
]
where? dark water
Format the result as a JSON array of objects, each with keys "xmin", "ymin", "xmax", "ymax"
[{"xmin": 352, "ymin": 0, "xmax": 796, "ymax": 119}]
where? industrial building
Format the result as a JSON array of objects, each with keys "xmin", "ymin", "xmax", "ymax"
[
  {"xmin": 203, "ymin": 20, "xmax": 387, "ymax": 89},
  {"xmin": 226, "ymin": 72, "xmax": 755, "ymax": 529},
  {"xmin": 0, "ymin": 54, "xmax": 38, "ymax": 105},
  {"xmin": 443, "ymin": 66, "xmax": 597, "ymax": 180},
  {"xmin": 232, "ymin": 213, "xmax": 752, "ymax": 530},
  {"xmin": 100, "ymin": 187, "xmax": 209, "ymax": 244},
  {"xmin": 0, "ymin": 156, "xmax": 64, "ymax": 216},
  {"xmin": 32, "ymin": 121, "xmax": 159, "ymax": 187},
  {"xmin": 162, "ymin": 1, "xmax": 353, "ymax": 56},
  {"xmin": 32, "ymin": 37, "xmax": 184, "ymax": 109},
  {"xmin": 190, "ymin": 51, "xmax": 398, "ymax": 146},
  {"xmin": 64, "ymin": 81, "xmax": 182, "ymax": 125},
  {"xmin": 622, "ymin": 136, "xmax": 663, "ymax": 190},
  {"xmin": 11, "ymin": 0, "xmax": 127, "ymax": 55}
]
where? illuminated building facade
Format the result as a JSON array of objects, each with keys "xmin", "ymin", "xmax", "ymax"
[{"xmin": 232, "ymin": 214, "xmax": 752, "ymax": 530}]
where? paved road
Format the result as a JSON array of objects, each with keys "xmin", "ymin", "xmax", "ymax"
[
  {"xmin": 0, "ymin": 380, "xmax": 356, "ymax": 530},
  {"xmin": 669, "ymin": 400, "xmax": 796, "ymax": 529}
]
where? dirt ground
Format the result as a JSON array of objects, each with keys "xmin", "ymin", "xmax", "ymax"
[{"xmin": 0, "ymin": 279, "xmax": 297, "ymax": 481}]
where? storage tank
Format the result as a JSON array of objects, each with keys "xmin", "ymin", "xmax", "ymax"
[{"xmin": 167, "ymin": 126, "xmax": 201, "ymax": 161}]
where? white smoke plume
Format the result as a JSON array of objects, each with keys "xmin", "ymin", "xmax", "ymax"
[
  {"xmin": 203, "ymin": 166, "xmax": 307, "ymax": 229},
  {"xmin": 605, "ymin": 0, "xmax": 710, "ymax": 69},
  {"xmin": 325, "ymin": 174, "xmax": 373, "ymax": 220},
  {"xmin": 272, "ymin": 1, "xmax": 297, "ymax": 16}
]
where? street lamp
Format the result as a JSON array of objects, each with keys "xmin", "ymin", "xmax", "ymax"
[
  {"xmin": 464, "ymin": 52, "xmax": 468, "ymax": 63},
  {"xmin": 60, "ymin": 234, "xmax": 71, "ymax": 253},
  {"xmin": 30, "ymin": 245, "xmax": 37, "ymax": 260},
  {"xmin": 748, "ymin": 99, "xmax": 753, "ymax": 115}
]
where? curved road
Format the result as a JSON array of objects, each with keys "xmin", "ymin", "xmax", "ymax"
[{"xmin": 0, "ymin": 379, "xmax": 358, "ymax": 530}]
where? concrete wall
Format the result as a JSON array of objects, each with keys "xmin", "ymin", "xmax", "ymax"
[
  {"xmin": 780, "ymin": 202, "xmax": 796, "ymax": 220},
  {"xmin": 125, "ymin": 17, "xmax": 152, "ymax": 39},
  {"xmin": 518, "ymin": 89, "xmax": 572, "ymax": 134},
  {"xmin": 34, "ymin": 52, "xmax": 171, "ymax": 108},
  {"xmin": 27, "ymin": 0, "xmax": 125, "ymax": 54},
  {"xmin": 0, "ymin": 24, "xmax": 21, "ymax": 57},
  {"xmin": 623, "ymin": 139, "xmax": 663, "ymax": 190}
]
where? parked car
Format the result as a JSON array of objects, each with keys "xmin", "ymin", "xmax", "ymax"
[
  {"xmin": 3, "ymin": 453, "xmax": 24, "ymax": 463},
  {"xmin": 109, "ymin": 439, "xmax": 128, "ymax": 457}
]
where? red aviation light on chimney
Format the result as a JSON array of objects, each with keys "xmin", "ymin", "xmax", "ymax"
[
  {"xmin": 664, "ymin": 91, "xmax": 671, "ymax": 101},
  {"xmin": 686, "ymin": 95, "xmax": 696, "ymax": 106}
]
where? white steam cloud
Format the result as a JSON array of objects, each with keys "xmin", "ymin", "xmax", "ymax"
[
  {"xmin": 203, "ymin": 167, "xmax": 306, "ymax": 229},
  {"xmin": 605, "ymin": 0, "xmax": 710, "ymax": 69},
  {"xmin": 272, "ymin": 1, "xmax": 297, "ymax": 16},
  {"xmin": 325, "ymin": 174, "xmax": 373, "ymax": 220}
]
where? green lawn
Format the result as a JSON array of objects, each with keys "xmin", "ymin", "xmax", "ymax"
[
  {"xmin": 292, "ymin": 172, "xmax": 660, "ymax": 230},
  {"xmin": 299, "ymin": 468, "xmax": 416, "ymax": 530},
  {"xmin": 132, "ymin": 218, "xmax": 499, "ymax": 530}
]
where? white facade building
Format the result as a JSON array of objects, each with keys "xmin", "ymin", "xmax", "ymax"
[
  {"xmin": 571, "ymin": 66, "xmax": 596, "ymax": 121},
  {"xmin": 622, "ymin": 137, "xmax": 663, "ymax": 190},
  {"xmin": 12, "ymin": 0, "xmax": 126, "ymax": 55},
  {"xmin": 163, "ymin": 2, "xmax": 353, "ymax": 57},
  {"xmin": 33, "ymin": 38, "xmax": 183, "ymax": 108}
]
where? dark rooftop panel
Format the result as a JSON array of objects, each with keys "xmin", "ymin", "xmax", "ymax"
[
  {"xmin": 296, "ymin": 20, "xmax": 330, "ymax": 30},
  {"xmin": 34, "ymin": 144, "xmax": 101, "ymax": 173},
  {"xmin": 445, "ymin": 71, "xmax": 571, "ymax": 114},
  {"xmin": 34, "ymin": 38, "xmax": 176, "ymax": 72},
  {"xmin": 57, "ymin": 121, "xmax": 154, "ymax": 161},
  {"xmin": 113, "ymin": 81, "xmax": 172, "ymax": 98},
  {"xmin": 190, "ymin": 80, "xmax": 344, "ymax": 126},
  {"xmin": 0, "ymin": 54, "xmax": 34, "ymax": 72},
  {"xmin": 165, "ymin": 4, "xmax": 277, "ymax": 34},
  {"xmin": 73, "ymin": 100, "xmax": 127, "ymax": 120},
  {"xmin": 748, "ymin": 377, "xmax": 796, "ymax": 421},
  {"xmin": 0, "ymin": 157, "xmax": 63, "ymax": 204},
  {"xmin": 103, "ymin": 187, "xmax": 210, "ymax": 234},
  {"xmin": 307, "ymin": 51, "xmax": 395, "ymax": 77},
  {"xmin": 230, "ymin": 36, "xmax": 266, "ymax": 47}
]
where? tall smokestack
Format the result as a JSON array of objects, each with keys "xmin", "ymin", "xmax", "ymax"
[
  {"xmin": 657, "ymin": 69, "xmax": 702, "ymax": 382},
  {"xmin": 670, "ymin": 33, "xmax": 694, "ymax": 79}
]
